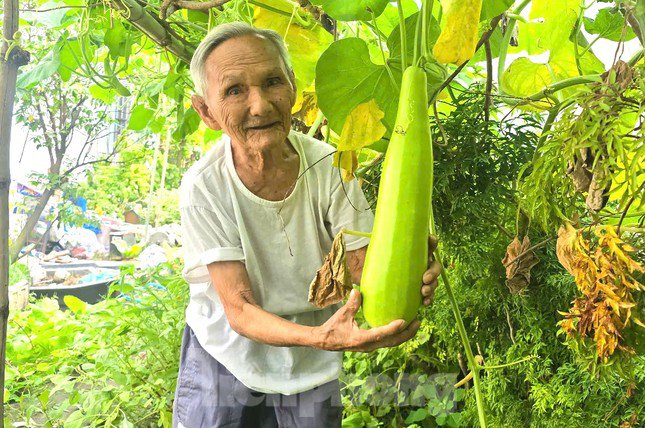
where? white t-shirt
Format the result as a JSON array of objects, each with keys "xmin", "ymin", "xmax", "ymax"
[{"xmin": 180, "ymin": 130, "xmax": 374, "ymax": 395}]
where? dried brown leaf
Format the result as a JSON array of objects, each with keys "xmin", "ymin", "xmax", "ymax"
[
  {"xmin": 556, "ymin": 223, "xmax": 578, "ymax": 275},
  {"xmin": 308, "ymin": 232, "xmax": 352, "ymax": 308},
  {"xmin": 501, "ymin": 236, "xmax": 539, "ymax": 294}
]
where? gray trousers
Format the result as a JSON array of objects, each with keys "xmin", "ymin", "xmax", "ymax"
[{"xmin": 172, "ymin": 325, "xmax": 343, "ymax": 428}]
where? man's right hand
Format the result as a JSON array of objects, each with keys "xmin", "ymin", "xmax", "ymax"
[{"xmin": 314, "ymin": 289, "xmax": 420, "ymax": 352}]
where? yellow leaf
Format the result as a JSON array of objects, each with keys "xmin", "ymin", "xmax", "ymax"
[
  {"xmin": 433, "ymin": 0, "xmax": 483, "ymax": 65},
  {"xmin": 337, "ymin": 99, "xmax": 387, "ymax": 152},
  {"xmin": 292, "ymin": 90, "xmax": 319, "ymax": 126},
  {"xmin": 333, "ymin": 150, "xmax": 358, "ymax": 182}
]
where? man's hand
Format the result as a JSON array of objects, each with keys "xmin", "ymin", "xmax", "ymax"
[
  {"xmin": 314, "ymin": 289, "xmax": 420, "ymax": 352},
  {"xmin": 315, "ymin": 235, "xmax": 440, "ymax": 352},
  {"xmin": 422, "ymin": 235, "xmax": 442, "ymax": 306}
]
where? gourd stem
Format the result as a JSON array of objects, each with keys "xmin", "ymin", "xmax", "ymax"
[
  {"xmin": 341, "ymin": 228, "xmax": 372, "ymax": 238},
  {"xmin": 482, "ymin": 355, "xmax": 538, "ymax": 370},
  {"xmin": 372, "ymin": 11, "xmax": 400, "ymax": 91},
  {"xmin": 413, "ymin": 4, "xmax": 422, "ymax": 66},
  {"xmin": 397, "ymin": 1, "xmax": 408, "ymax": 69},
  {"xmin": 307, "ymin": 110, "xmax": 325, "ymax": 137},
  {"xmin": 422, "ymin": 0, "xmax": 433, "ymax": 59},
  {"xmin": 497, "ymin": 0, "xmax": 531, "ymax": 92},
  {"xmin": 430, "ymin": 210, "xmax": 488, "ymax": 428}
]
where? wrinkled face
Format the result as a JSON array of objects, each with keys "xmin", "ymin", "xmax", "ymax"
[{"xmin": 192, "ymin": 35, "xmax": 296, "ymax": 151}]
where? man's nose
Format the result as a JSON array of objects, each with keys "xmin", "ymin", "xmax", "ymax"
[{"xmin": 248, "ymin": 87, "xmax": 273, "ymax": 116}]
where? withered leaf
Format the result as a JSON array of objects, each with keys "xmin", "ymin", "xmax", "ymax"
[
  {"xmin": 332, "ymin": 150, "xmax": 359, "ymax": 182},
  {"xmin": 586, "ymin": 167, "xmax": 610, "ymax": 212},
  {"xmin": 501, "ymin": 236, "xmax": 539, "ymax": 295},
  {"xmin": 556, "ymin": 223, "xmax": 578, "ymax": 275},
  {"xmin": 308, "ymin": 232, "xmax": 352, "ymax": 308},
  {"xmin": 566, "ymin": 149, "xmax": 593, "ymax": 192}
]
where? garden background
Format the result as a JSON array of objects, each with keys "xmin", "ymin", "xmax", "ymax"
[{"xmin": 0, "ymin": 0, "xmax": 643, "ymax": 427}]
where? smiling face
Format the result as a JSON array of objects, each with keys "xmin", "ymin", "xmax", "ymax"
[{"xmin": 191, "ymin": 34, "xmax": 296, "ymax": 152}]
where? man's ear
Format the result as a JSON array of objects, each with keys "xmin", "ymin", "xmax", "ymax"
[{"xmin": 191, "ymin": 95, "xmax": 221, "ymax": 131}]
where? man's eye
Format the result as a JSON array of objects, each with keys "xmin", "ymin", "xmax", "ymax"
[
  {"xmin": 226, "ymin": 87, "xmax": 241, "ymax": 96},
  {"xmin": 267, "ymin": 77, "xmax": 282, "ymax": 86}
]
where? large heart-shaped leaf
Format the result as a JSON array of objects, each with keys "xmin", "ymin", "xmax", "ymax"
[
  {"xmin": 127, "ymin": 104, "xmax": 154, "ymax": 131},
  {"xmin": 501, "ymin": 0, "xmax": 605, "ymax": 107},
  {"xmin": 16, "ymin": 46, "xmax": 61, "ymax": 90},
  {"xmin": 387, "ymin": 12, "xmax": 441, "ymax": 62},
  {"xmin": 315, "ymin": 38, "xmax": 401, "ymax": 138},
  {"xmin": 500, "ymin": 57, "xmax": 553, "ymax": 110},
  {"xmin": 583, "ymin": 8, "xmax": 637, "ymax": 42},
  {"xmin": 104, "ymin": 20, "xmax": 133, "ymax": 60},
  {"xmin": 510, "ymin": 0, "xmax": 578, "ymax": 56},
  {"xmin": 480, "ymin": 0, "xmax": 514, "ymax": 20},
  {"xmin": 374, "ymin": 0, "xmax": 418, "ymax": 37},
  {"xmin": 59, "ymin": 36, "xmax": 96, "ymax": 81},
  {"xmin": 310, "ymin": 0, "xmax": 389, "ymax": 22}
]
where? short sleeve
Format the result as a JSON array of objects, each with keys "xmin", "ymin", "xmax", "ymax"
[
  {"xmin": 181, "ymin": 205, "xmax": 245, "ymax": 283},
  {"xmin": 326, "ymin": 177, "xmax": 374, "ymax": 251}
]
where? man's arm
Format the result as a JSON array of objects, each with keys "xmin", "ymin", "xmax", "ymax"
[{"xmin": 207, "ymin": 260, "xmax": 419, "ymax": 351}]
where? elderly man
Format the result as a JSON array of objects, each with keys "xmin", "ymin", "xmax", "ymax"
[{"xmin": 173, "ymin": 22, "xmax": 441, "ymax": 428}]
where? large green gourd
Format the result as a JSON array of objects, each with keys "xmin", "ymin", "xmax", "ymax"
[{"xmin": 361, "ymin": 66, "xmax": 433, "ymax": 327}]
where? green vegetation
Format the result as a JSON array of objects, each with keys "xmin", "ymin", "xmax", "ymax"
[{"xmin": 7, "ymin": 262, "xmax": 188, "ymax": 427}]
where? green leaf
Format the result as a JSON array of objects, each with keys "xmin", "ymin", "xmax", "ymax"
[
  {"xmin": 374, "ymin": 0, "xmax": 418, "ymax": 37},
  {"xmin": 162, "ymin": 72, "xmax": 182, "ymax": 99},
  {"xmin": 27, "ymin": 1, "xmax": 78, "ymax": 29},
  {"xmin": 172, "ymin": 107, "xmax": 201, "ymax": 140},
  {"xmin": 480, "ymin": 0, "xmax": 514, "ymax": 20},
  {"xmin": 315, "ymin": 37, "xmax": 401, "ymax": 138},
  {"xmin": 387, "ymin": 12, "xmax": 441, "ymax": 63},
  {"xmin": 512, "ymin": 0, "xmax": 579, "ymax": 56},
  {"xmin": 63, "ymin": 295, "xmax": 88, "ymax": 314},
  {"xmin": 583, "ymin": 8, "xmax": 636, "ymax": 42},
  {"xmin": 104, "ymin": 20, "xmax": 132, "ymax": 60},
  {"xmin": 405, "ymin": 408, "xmax": 429, "ymax": 424},
  {"xmin": 453, "ymin": 388, "xmax": 465, "ymax": 401},
  {"xmin": 59, "ymin": 38, "xmax": 90, "ymax": 81},
  {"xmin": 310, "ymin": 0, "xmax": 389, "ymax": 21},
  {"xmin": 16, "ymin": 47, "xmax": 61, "ymax": 90},
  {"xmin": 204, "ymin": 128, "xmax": 223, "ymax": 143},
  {"xmin": 500, "ymin": 57, "xmax": 554, "ymax": 110},
  {"xmin": 127, "ymin": 104, "xmax": 155, "ymax": 131},
  {"xmin": 548, "ymin": 41, "xmax": 604, "ymax": 98},
  {"xmin": 89, "ymin": 85, "xmax": 118, "ymax": 104},
  {"xmin": 38, "ymin": 390, "xmax": 50, "ymax": 408},
  {"xmin": 64, "ymin": 410, "xmax": 86, "ymax": 428},
  {"xmin": 148, "ymin": 115, "xmax": 167, "ymax": 133}
]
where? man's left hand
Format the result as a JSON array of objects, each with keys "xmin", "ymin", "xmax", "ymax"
[{"xmin": 422, "ymin": 235, "xmax": 441, "ymax": 306}]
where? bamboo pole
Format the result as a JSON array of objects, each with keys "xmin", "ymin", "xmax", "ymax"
[{"xmin": 109, "ymin": 0, "xmax": 196, "ymax": 63}]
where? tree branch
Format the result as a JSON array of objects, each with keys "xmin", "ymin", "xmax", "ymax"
[
  {"xmin": 484, "ymin": 39, "xmax": 492, "ymax": 124},
  {"xmin": 108, "ymin": 0, "xmax": 195, "ymax": 63},
  {"xmin": 160, "ymin": 0, "xmax": 229, "ymax": 19}
]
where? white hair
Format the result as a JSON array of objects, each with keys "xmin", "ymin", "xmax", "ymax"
[{"xmin": 190, "ymin": 22, "xmax": 295, "ymax": 97}]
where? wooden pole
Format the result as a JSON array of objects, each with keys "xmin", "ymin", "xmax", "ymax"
[{"xmin": 0, "ymin": 0, "xmax": 30, "ymax": 424}]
